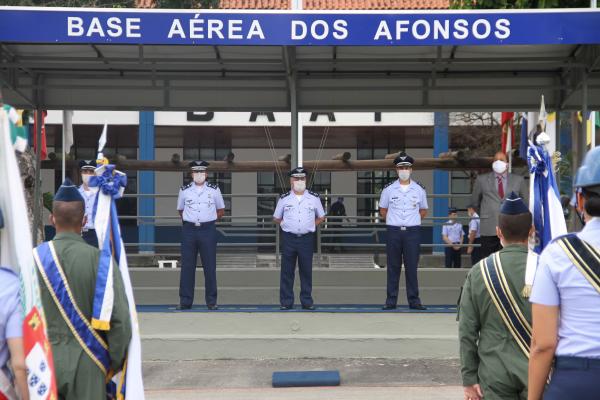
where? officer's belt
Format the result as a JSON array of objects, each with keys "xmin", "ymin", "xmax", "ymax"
[
  {"xmin": 33, "ymin": 241, "xmax": 111, "ymax": 376},
  {"xmin": 183, "ymin": 220, "xmax": 215, "ymax": 227},
  {"xmin": 557, "ymin": 235, "xmax": 600, "ymax": 295},
  {"xmin": 480, "ymin": 252, "xmax": 532, "ymax": 358}
]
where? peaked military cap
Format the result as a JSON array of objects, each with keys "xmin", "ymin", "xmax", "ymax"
[
  {"xmin": 54, "ymin": 178, "xmax": 84, "ymax": 202},
  {"xmin": 500, "ymin": 192, "xmax": 529, "ymax": 215},
  {"xmin": 78, "ymin": 160, "xmax": 96, "ymax": 170},
  {"xmin": 189, "ymin": 160, "xmax": 210, "ymax": 171},
  {"xmin": 289, "ymin": 167, "xmax": 307, "ymax": 178},
  {"xmin": 393, "ymin": 151, "xmax": 414, "ymax": 167},
  {"xmin": 448, "ymin": 207, "xmax": 458, "ymax": 214}
]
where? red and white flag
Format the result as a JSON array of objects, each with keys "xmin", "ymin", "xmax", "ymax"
[{"xmin": 0, "ymin": 108, "xmax": 57, "ymax": 399}]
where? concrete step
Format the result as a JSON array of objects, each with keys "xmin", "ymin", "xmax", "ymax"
[
  {"xmin": 131, "ymin": 268, "xmax": 468, "ymax": 305},
  {"xmin": 139, "ymin": 312, "xmax": 459, "ymax": 360}
]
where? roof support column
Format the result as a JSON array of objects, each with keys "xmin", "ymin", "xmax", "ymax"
[
  {"xmin": 138, "ymin": 111, "xmax": 155, "ymax": 253},
  {"xmin": 433, "ymin": 112, "xmax": 449, "ymax": 255},
  {"xmin": 32, "ymin": 74, "xmax": 43, "ymax": 246},
  {"xmin": 290, "ymin": 72, "xmax": 302, "ymax": 168}
]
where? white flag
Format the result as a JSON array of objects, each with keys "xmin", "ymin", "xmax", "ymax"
[
  {"xmin": 97, "ymin": 122, "xmax": 107, "ymax": 158},
  {"xmin": 62, "ymin": 110, "xmax": 74, "ymax": 152}
]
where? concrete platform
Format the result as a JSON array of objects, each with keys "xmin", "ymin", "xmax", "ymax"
[
  {"xmin": 132, "ymin": 267, "xmax": 469, "ymax": 305},
  {"xmin": 140, "ymin": 312, "xmax": 459, "ymax": 360}
]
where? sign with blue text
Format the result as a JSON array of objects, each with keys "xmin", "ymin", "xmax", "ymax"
[{"xmin": 1, "ymin": 7, "xmax": 600, "ymax": 46}]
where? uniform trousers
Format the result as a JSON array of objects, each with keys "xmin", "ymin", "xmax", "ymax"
[
  {"xmin": 471, "ymin": 237, "xmax": 482, "ymax": 266},
  {"xmin": 385, "ymin": 226, "xmax": 422, "ymax": 307},
  {"xmin": 180, "ymin": 221, "xmax": 217, "ymax": 306},
  {"xmin": 81, "ymin": 229, "xmax": 98, "ymax": 248},
  {"xmin": 280, "ymin": 231, "xmax": 314, "ymax": 307},
  {"xmin": 543, "ymin": 356, "xmax": 600, "ymax": 400},
  {"xmin": 445, "ymin": 245, "xmax": 462, "ymax": 268}
]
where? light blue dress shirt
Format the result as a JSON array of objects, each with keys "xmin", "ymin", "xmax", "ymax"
[
  {"xmin": 443, "ymin": 221, "xmax": 464, "ymax": 243},
  {"xmin": 177, "ymin": 182, "xmax": 225, "ymax": 224},
  {"xmin": 469, "ymin": 213, "xmax": 481, "ymax": 239},
  {"xmin": 0, "ymin": 268, "xmax": 22, "ymax": 372},
  {"xmin": 78, "ymin": 185, "xmax": 97, "ymax": 230},
  {"xmin": 379, "ymin": 180, "xmax": 428, "ymax": 227},
  {"xmin": 530, "ymin": 217, "xmax": 600, "ymax": 358},
  {"xmin": 273, "ymin": 191, "xmax": 325, "ymax": 235}
]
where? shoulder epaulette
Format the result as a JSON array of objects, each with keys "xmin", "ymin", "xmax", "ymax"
[
  {"xmin": 415, "ymin": 180, "xmax": 426, "ymax": 190},
  {"xmin": 384, "ymin": 181, "xmax": 395, "ymax": 189},
  {"xmin": 280, "ymin": 191, "xmax": 291, "ymax": 199},
  {"xmin": 308, "ymin": 190, "xmax": 320, "ymax": 198},
  {"xmin": 207, "ymin": 182, "xmax": 218, "ymax": 190},
  {"xmin": 0, "ymin": 266, "xmax": 17, "ymax": 277},
  {"xmin": 180, "ymin": 183, "xmax": 192, "ymax": 191}
]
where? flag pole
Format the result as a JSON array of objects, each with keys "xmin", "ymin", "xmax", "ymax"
[
  {"xmin": 507, "ymin": 113, "xmax": 513, "ymax": 173},
  {"xmin": 61, "ymin": 114, "xmax": 66, "ymax": 182}
]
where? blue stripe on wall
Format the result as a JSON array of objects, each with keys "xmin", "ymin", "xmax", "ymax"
[
  {"xmin": 433, "ymin": 113, "xmax": 449, "ymax": 254},
  {"xmin": 139, "ymin": 111, "xmax": 155, "ymax": 252}
]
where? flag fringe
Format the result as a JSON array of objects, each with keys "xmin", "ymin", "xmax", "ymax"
[{"xmin": 521, "ymin": 284, "xmax": 532, "ymax": 299}]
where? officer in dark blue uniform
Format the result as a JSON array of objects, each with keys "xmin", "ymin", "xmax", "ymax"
[
  {"xmin": 78, "ymin": 160, "xmax": 99, "ymax": 247},
  {"xmin": 273, "ymin": 167, "xmax": 326, "ymax": 310},
  {"xmin": 176, "ymin": 160, "xmax": 225, "ymax": 310},
  {"xmin": 379, "ymin": 152, "xmax": 428, "ymax": 310}
]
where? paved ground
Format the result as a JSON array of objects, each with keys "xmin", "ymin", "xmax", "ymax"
[
  {"xmin": 145, "ymin": 386, "xmax": 463, "ymax": 399},
  {"xmin": 143, "ymin": 358, "xmax": 462, "ymax": 399}
]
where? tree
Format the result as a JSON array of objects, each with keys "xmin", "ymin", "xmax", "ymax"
[{"xmin": 451, "ymin": 0, "xmax": 590, "ymax": 8}]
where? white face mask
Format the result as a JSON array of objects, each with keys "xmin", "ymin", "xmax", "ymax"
[
  {"xmin": 193, "ymin": 172, "xmax": 206, "ymax": 184},
  {"xmin": 293, "ymin": 180, "xmax": 306, "ymax": 193},
  {"xmin": 397, "ymin": 170, "xmax": 411, "ymax": 181},
  {"xmin": 492, "ymin": 160, "xmax": 507, "ymax": 174}
]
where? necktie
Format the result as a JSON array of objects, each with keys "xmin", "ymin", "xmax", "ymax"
[{"xmin": 498, "ymin": 176, "xmax": 504, "ymax": 199}]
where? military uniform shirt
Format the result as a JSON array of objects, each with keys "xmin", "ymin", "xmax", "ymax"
[
  {"xmin": 78, "ymin": 185, "xmax": 97, "ymax": 230},
  {"xmin": 530, "ymin": 217, "xmax": 600, "ymax": 358},
  {"xmin": 0, "ymin": 268, "xmax": 22, "ymax": 371},
  {"xmin": 177, "ymin": 182, "xmax": 225, "ymax": 224},
  {"xmin": 469, "ymin": 213, "xmax": 481, "ymax": 239},
  {"xmin": 379, "ymin": 180, "xmax": 428, "ymax": 227},
  {"xmin": 443, "ymin": 221, "xmax": 463, "ymax": 243},
  {"xmin": 273, "ymin": 191, "xmax": 325, "ymax": 235}
]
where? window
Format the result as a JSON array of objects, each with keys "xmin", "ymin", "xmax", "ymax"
[{"xmin": 357, "ymin": 146, "xmax": 394, "ymax": 217}]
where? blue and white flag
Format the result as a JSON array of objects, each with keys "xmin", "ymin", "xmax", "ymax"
[
  {"xmin": 524, "ymin": 142, "xmax": 567, "ymax": 297},
  {"xmin": 90, "ymin": 164, "xmax": 145, "ymax": 399}
]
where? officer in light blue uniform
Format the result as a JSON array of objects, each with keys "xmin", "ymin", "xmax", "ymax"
[
  {"xmin": 379, "ymin": 152, "xmax": 428, "ymax": 310},
  {"xmin": 0, "ymin": 208, "xmax": 27, "ymax": 399},
  {"xmin": 442, "ymin": 207, "xmax": 464, "ymax": 268},
  {"xmin": 78, "ymin": 160, "xmax": 99, "ymax": 247},
  {"xmin": 528, "ymin": 146, "xmax": 600, "ymax": 400},
  {"xmin": 273, "ymin": 167, "xmax": 326, "ymax": 310},
  {"xmin": 177, "ymin": 160, "xmax": 225, "ymax": 310}
]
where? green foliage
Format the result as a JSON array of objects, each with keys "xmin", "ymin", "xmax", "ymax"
[
  {"xmin": 43, "ymin": 192, "xmax": 53, "ymax": 213},
  {"xmin": 451, "ymin": 0, "xmax": 590, "ymax": 8}
]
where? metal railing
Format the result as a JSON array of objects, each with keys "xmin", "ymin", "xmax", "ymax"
[{"xmin": 120, "ymin": 192, "xmax": 485, "ymax": 267}]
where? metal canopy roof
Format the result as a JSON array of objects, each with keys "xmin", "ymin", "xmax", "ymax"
[{"xmin": 1, "ymin": 8, "xmax": 600, "ymax": 111}]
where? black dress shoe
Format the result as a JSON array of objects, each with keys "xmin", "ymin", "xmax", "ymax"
[
  {"xmin": 176, "ymin": 304, "xmax": 192, "ymax": 310},
  {"xmin": 302, "ymin": 305, "xmax": 316, "ymax": 311},
  {"xmin": 280, "ymin": 305, "xmax": 293, "ymax": 310},
  {"xmin": 409, "ymin": 304, "xmax": 427, "ymax": 310},
  {"xmin": 207, "ymin": 304, "xmax": 219, "ymax": 310},
  {"xmin": 382, "ymin": 304, "xmax": 397, "ymax": 310}
]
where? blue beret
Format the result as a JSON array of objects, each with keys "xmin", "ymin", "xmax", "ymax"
[
  {"xmin": 289, "ymin": 167, "xmax": 307, "ymax": 177},
  {"xmin": 54, "ymin": 178, "xmax": 84, "ymax": 203},
  {"xmin": 78, "ymin": 160, "xmax": 96, "ymax": 170},
  {"xmin": 500, "ymin": 192, "xmax": 530, "ymax": 215},
  {"xmin": 393, "ymin": 151, "xmax": 414, "ymax": 167},
  {"xmin": 189, "ymin": 160, "xmax": 209, "ymax": 171}
]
